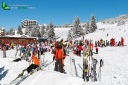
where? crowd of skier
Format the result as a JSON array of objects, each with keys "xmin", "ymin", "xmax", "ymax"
[
  {"xmin": 95, "ymin": 37, "xmax": 124, "ymax": 47},
  {"xmin": 0, "ymin": 36, "xmax": 125, "ymax": 82}
]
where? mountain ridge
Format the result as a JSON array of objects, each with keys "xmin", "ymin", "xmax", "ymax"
[{"xmin": 100, "ymin": 14, "xmax": 128, "ymax": 26}]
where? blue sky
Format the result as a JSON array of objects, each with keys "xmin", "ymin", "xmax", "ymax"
[{"xmin": 0, "ymin": 0, "xmax": 128, "ymax": 31}]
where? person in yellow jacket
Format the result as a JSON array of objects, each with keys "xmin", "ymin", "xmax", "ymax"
[{"xmin": 11, "ymin": 42, "xmax": 14, "ymax": 49}]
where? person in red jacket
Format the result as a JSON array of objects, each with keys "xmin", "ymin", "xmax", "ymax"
[
  {"xmin": 121, "ymin": 37, "xmax": 124, "ymax": 46},
  {"xmin": 78, "ymin": 44, "xmax": 82, "ymax": 56},
  {"xmin": 96, "ymin": 46, "xmax": 98, "ymax": 54}
]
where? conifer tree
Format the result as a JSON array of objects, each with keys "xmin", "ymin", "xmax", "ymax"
[
  {"xmin": 40, "ymin": 25, "xmax": 45, "ymax": 37},
  {"xmin": 10, "ymin": 28, "xmax": 14, "ymax": 35},
  {"xmin": 48, "ymin": 22, "xmax": 55, "ymax": 39},
  {"xmin": 85, "ymin": 22, "xmax": 90, "ymax": 34},
  {"xmin": 17, "ymin": 26, "xmax": 23, "ymax": 35},
  {"xmin": 72, "ymin": 16, "xmax": 84, "ymax": 38},
  {"xmin": 67, "ymin": 30, "xmax": 72, "ymax": 41},
  {"xmin": 90, "ymin": 15, "xmax": 97, "ymax": 33}
]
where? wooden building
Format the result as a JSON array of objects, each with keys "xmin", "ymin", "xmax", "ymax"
[{"xmin": 0, "ymin": 36, "xmax": 38, "ymax": 45}]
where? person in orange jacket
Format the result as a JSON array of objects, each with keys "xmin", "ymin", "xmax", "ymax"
[
  {"xmin": 27, "ymin": 53, "xmax": 40, "ymax": 73},
  {"xmin": 54, "ymin": 42, "xmax": 65, "ymax": 73},
  {"xmin": 16, "ymin": 53, "xmax": 40, "ymax": 78}
]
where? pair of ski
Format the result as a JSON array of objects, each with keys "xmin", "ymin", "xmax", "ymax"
[
  {"xmin": 10, "ymin": 60, "xmax": 55, "ymax": 85},
  {"xmin": 82, "ymin": 55, "xmax": 98, "ymax": 82},
  {"xmin": 90, "ymin": 58, "xmax": 98, "ymax": 82}
]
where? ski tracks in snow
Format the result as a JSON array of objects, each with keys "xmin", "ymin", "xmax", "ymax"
[{"xmin": 30, "ymin": 71, "xmax": 43, "ymax": 85}]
